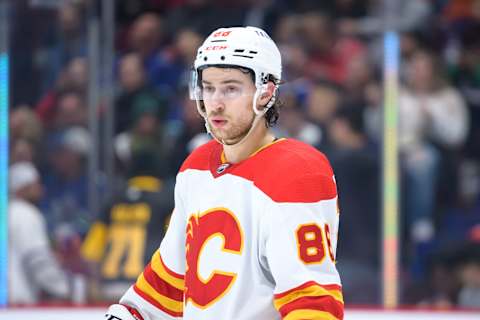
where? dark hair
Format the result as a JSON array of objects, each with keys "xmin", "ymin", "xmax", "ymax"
[
  {"xmin": 198, "ymin": 65, "xmax": 281, "ymax": 127},
  {"xmin": 263, "ymin": 74, "xmax": 281, "ymax": 127},
  {"xmin": 408, "ymin": 49, "xmax": 449, "ymax": 91}
]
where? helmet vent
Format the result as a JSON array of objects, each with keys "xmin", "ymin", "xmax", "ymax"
[
  {"xmin": 211, "ymin": 39, "xmax": 227, "ymax": 43},
  {"xmin": 249, "ymin": 51, "xmax": 258, "ymax": 54},
  {"xmin": 234, "ymin": 49, "xmax": 245, "ymax": 53},
  {"xmin": 233, "ymin": 54, "xmax": 254, "ymax": 59}
]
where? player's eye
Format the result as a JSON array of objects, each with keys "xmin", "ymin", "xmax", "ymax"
[
  {"xmin": 224, "ymin": 86, "xmax": 240, "ymax": 98},
  {"xmin": 203, "ymin": 86, "xmax": 215, "ymax": 93}
]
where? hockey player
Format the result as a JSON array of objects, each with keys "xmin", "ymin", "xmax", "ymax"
[{"xmin": 106, "ymin": 26, "xmax": 344, "ymax": 320}]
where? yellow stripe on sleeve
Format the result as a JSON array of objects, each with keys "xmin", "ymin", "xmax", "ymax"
[
  {"xmin": 150, "ymin": 251, "xmax": 185, "ymax": 290},
  {"xmin": 274, "ymin": 284, "xmax": 343, "ymax": 310},
  {"xmin": 284, "ymin": 309, "xmax": 340, "ymax": 320},
  {"xmin": 136, "ymin": 273, "xmax": 183, "ymax": 313}
]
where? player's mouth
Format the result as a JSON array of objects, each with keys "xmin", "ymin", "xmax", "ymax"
[{"xmin": 210, "ymin": 117, "xmax": 227, "ymax": 128}]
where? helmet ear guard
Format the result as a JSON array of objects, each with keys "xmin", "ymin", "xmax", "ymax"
[
  {"xmin": 258, "ymin": 82, "xmax": 278, "ymax": 109},
  {"xmin": 260, "ymin": 83, "xmax": 269, "ymax": 95}
]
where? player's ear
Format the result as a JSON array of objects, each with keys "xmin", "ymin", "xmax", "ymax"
[{"xmin": 257, "ymin": 82, "xmax": 275, "ymax": 108}]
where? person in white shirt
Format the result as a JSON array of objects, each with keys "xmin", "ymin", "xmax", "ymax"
[
  {"xmin": 8, "ymin": 161, "xmax": 69, "ymax": 304},
  {"xmin": 399, "ymin": 49, "xmax": 469, "ymax": 245},
  {"xmin": 106, "ymin": 26, "xmax": 343, "ymax": 320}
]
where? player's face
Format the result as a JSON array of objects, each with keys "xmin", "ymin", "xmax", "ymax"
[{"xmin": 201, "ymin": 67, "xmax": 257, "ymax": 145}]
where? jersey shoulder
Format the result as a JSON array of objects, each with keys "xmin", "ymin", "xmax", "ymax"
[
  {"xmin": 179, "ymin": 139, "xmax": 219, "ymax": 172},
  {"xmin": 254, "ymin": 139, "xmax": 337, "ymax": 203}
]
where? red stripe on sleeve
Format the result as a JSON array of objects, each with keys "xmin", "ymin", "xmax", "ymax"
[
  {"xmin": 274, "ymin": 281, "xmax": 342, "ymax": 299},
  {"xmin": 133, "ymin": 285, "xmax": 183, "ymax": 318},
  {"xmin": 142, "ymin": 263, "xmax": 184, "ymax": 301},
  {"xmin": 278, "ymin": 295, "xmax": 344, "ymax": 319}
]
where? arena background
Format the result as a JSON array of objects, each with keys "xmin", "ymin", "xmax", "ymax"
[{"xmin": 1, "ymin": 0, "xmax": 480, "ymax": 318}]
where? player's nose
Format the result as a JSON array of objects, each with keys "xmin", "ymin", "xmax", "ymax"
[{"xmin": 210, "ymin": 96, "xmax": 225, "ymax": 112}]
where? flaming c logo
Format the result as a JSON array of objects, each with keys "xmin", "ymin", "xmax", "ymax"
[{"xmin": 185, "ymin": 208, "xmax": 244, "ymax": 309}]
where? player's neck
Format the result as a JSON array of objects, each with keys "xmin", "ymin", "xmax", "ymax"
[{"xmin": 223, "ymin": 125, "xmax": 275, "ymax": 164}]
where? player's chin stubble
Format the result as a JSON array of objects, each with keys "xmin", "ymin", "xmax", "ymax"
[{"xmin": 209, "ymin": 115, "xmax": 253, "ymax": 145}]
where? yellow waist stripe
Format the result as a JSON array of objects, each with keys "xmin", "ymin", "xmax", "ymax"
[
  {"xmin": 284, "ymin": 309, "xmax": 340, "ymax": 320},
  {"xmin": 136, "ymin": 273, "xmax": 183, "ymax": 313},
  {"xmin": 274, "ymin": 285, "xmax": 343, "ymax": 310},
  {"xmin": 150, "ymin": 251, "xmax": 185, "ymax": 290}
]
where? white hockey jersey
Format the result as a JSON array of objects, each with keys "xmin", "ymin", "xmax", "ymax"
[{"xmin": 120, "ymin": 138, "xmax": 344, "ymax": 319}]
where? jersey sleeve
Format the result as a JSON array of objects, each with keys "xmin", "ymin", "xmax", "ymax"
[
  {"xmin": 263, "ymin": 173, "xmax": 344, "ymax": 320},
  {"xmin": 120, "ymin": 181, "xmax": 187, "ymax": 320}
]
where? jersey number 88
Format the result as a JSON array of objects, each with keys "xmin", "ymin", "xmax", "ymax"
[{"xmin": 296, "ymin": 223, "xmax": 335, "ymax": 264}]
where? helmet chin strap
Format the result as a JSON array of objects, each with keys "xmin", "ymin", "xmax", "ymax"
[{"xmin": 196, "ymin": 88, "xmax": 275, "ymax": 149}]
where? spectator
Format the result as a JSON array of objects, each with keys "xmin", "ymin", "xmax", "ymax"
[
  {"xmin": 114, "ymin": 89, "xmax": 170, "ymax": 178},
  {"xmin": 9, "ymin": 106, "xmax": 44, "ymax": 167},
  {"xmin": 149, "ymin": 27, "xmax": 203, "ymax": 101},
  {"xmin": 272, "ymin": 13, "xmax": 301, "ymax": 45},
  {"xmin": 173, "ymin": 28, "xmax": 203, "ymax": 67},
  {"xmin": 10, "ymin": 138, "xmax": 36, "ymax": 166},
  {"xmin": 126, "ymin": 12, "xmax": 165, "ymax": 61},
  {"xmin": 53, "ymin": 90, "xmax": 88, "ymax": 130},
  {"xmin": 124, "ymin": 12, "xmax": 172, "ymax": 91},
  {"xmin": 301, "ymin": 12, "xmax": 366, "ymax": 84},
  {"xmin": 39, "ymin": 2, "xmax": 87, "ymax": 94},
  {"xmin": 305, "ymin": 80, "xmax": 342, "ymax": 148},
  {"xmin": 9, "ymin": 106, "xmax": 44, "ymax": 148},
  {"xmin": 81, "ymin": 148, "xmax": 174, "ymax": 302},
  {"xmin": 41, "ymin": 127, "xmax": 92, "ymax": 238},
  {"xmin": 399, "ymin": 49, "xmax": 469, "ymax": 250},
  {"xmin": 8, "ymin": 162, "xmax": 70, "ymax": 304},
  {"xmin": 343, "ymin": 53, "xmax": 375, "ymax": 106},
  {"xmin": 280, "ymin": 43, "xmax": 309, "ymax": 80},
  {"xmin": 36, "ymin": 57, "xmax": 88, "ymax": 126},
  {"xmin": 115, "ymin": 53, "xmax": 167, "ymax": 133}
]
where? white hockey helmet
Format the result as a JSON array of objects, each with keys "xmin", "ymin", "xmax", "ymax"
[{"xmin": 190, "ymin": 26, "xmax": 282, "ymax": 105}]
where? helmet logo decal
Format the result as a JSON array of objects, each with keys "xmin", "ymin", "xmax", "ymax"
[
  {"xmin": 205, "ymin": 45, "xmax": 228, "ymax": 51},
  {"xmin": 213, "ymin": 31, "xmax": 232, "ymax": 37}
]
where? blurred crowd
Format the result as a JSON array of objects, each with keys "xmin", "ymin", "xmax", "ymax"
[{"xmin": 7, "ymin": 0, "xmax": 480, "ymax": 309}]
